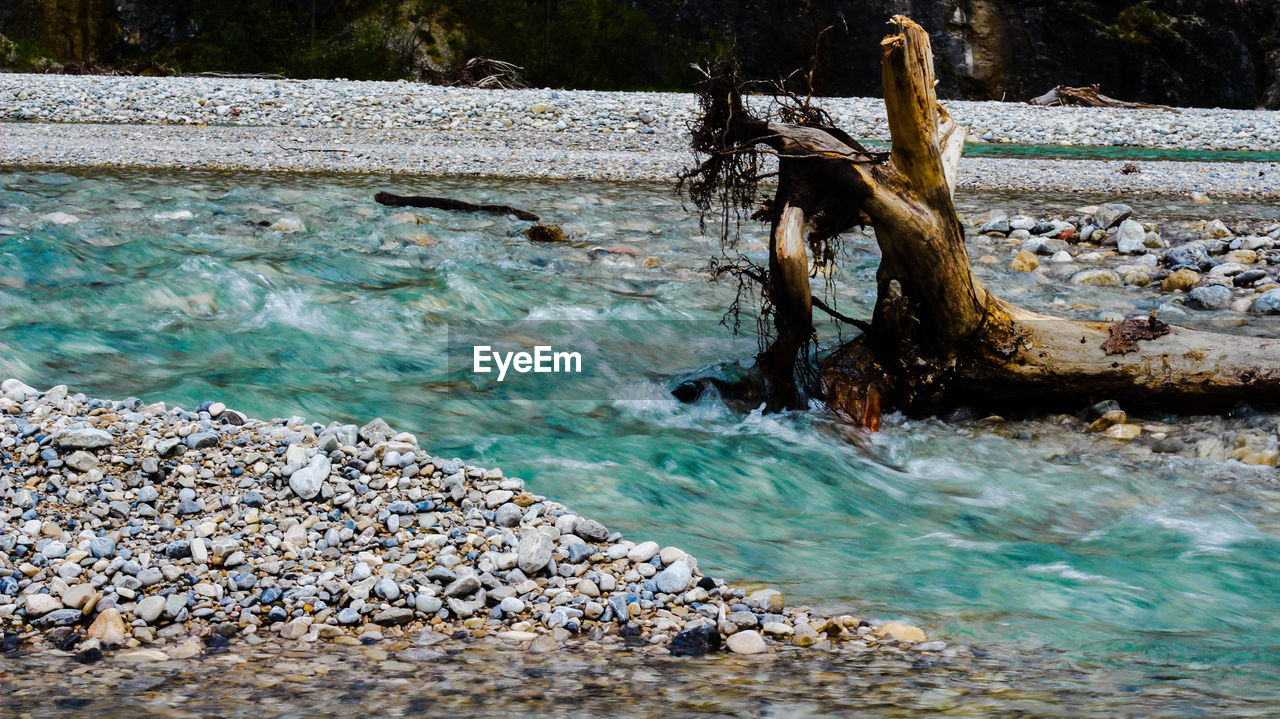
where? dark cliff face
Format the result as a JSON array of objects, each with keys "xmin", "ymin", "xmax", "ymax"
[
  {"xmin": 1, "ymin": 0, "xmax": 1277, "ymax": 109},
  {"xmin": 945, "ymin": 0, "xmax": 1280, "ymax": 109},
  {"xmin": 629, "ymin": 0, "xmax": 1280, "ymax": 109}
]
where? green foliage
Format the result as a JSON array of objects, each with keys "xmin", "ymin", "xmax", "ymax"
[
  {"xmin": 0, "ymin": 33, "xmax": 56, "ymax": 71},
  {"xmin": 168, "ymin": 0, "xmax": 410, "ymax": 79},
  {"xmin": 1103, "ymin": 3, "xmax": 1178, "ymax": 45}
]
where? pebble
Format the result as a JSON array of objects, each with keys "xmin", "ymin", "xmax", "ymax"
[
  {"xmin": 3, "ymin": 75, "xmax": 1278, "ymax": 194},
  {"xmin": 876, "ymin": 622, "xmax": 927, "ymax": 643},
  {"xmin": 24, "ymin": 594, "xmax": 63, "ymax": 616},
  {"xmin": 0, "ymin": 383, "xmax": 884, "ymax": 661},
  {"xmin": 1253, "ymin": 288, "xmax": 1280, "ymax": 314},
  {"xmin": 288, "ymin": 454, "xmax": 330, "ymax": 500},
  {"xmin": 52, "ymin": 426, "xmax": 112, "ymax": 449},
  {"xmin": 1187, "ymin": 284, "xmax": 1233, "ymax": 310},
  {"xmin": 655, "ymin": 560, "xmax": 692, "ymax": 594},
  {"xmin": 135, "ymin": 595, "xmax": 166, "ymax": 623},
  {"xmin": 726, "ymin": 630, "xmax": 767, "ymax": 655},
  {"xmin": 517, "ymin": 532, "xmax": 554, "ymax": 575}
]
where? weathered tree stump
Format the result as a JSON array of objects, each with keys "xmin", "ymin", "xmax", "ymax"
[{"xmin": 686, "ymin": 16, "xmax": 1280, "ymax": 426}]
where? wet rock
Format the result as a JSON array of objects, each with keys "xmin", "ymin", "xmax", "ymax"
[
  {"xmin": 979, "ymin": 216, "xmax": 1010, "ymax": 235},
  {"xmin": 269, "ymin": 217, "xmax": 306, "ymax": 233},
  {"xmin": 1092, "ymin": 203, "xmax": 1132, "ymax": 230},
  {"xmin": 1252, "ymin": 288, "xmax": 1280, "ymax": 314},
  {"xmin": 1162, "ymin": 243, "xmax": 1214, "ymax": 272},
  {"xmin": 1010, "ymin": 249, "xmax": 1039, "ymax": 272},
  {"xmin": 1162, "ymin": 269, "xmax": 1200, "ymax": 292},
  {"xmin": 726, "ymin": 630, "xmax": 767, "ymax": 654},
  {"xmin": 1104, "ymin": 424, "xmax": 1142, "ymax": 440},
  {"xmin": 1115, "ymin": 220, "xmax": 1147, "ymax": 254},
  {"xmin": 747, "ymin": 588, "xmax": 785, "ymax": 612},
  {"xmin": 1087, "ymin": 410, "xmax": 1127, "ymax": 432},
  {"xmin": 1234, "ymin": 269, "xmax": 1269, "ymax": 287},
  {"xmin": 668, "ymin": 625, "xmax": 722, "ymax": 656},
  {"xmin": 876, "ymin": 622, "xmax": 927, "ymax": 642},
  {"xmin": 1187, "ymin": 284, "xmax": 1232, "ymax": 310},
  {"xmin": 1070, "ymin": 269, "xmax": 1122, "ymax": 287},
  {"xmin": 1200, "ymin": 219, "xmax": 1234, "ymax": 239}
]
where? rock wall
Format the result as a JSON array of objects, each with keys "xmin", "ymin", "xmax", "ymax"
[
  {"xmin": 0, "ymin": 0, "xmax": 119, "ymax": 59},
  {"xmin": 627, "ymin": 0, "xmax": 1280, "ymax": 109},
  {"xmin": 1, "ymin": 0, "xmax": 1276, "ymax": 109}
]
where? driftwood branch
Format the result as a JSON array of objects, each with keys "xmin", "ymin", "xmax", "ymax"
[
  {"xmin": 374, "ymin": 191, "xmax": 540, "ymax": 221},
  {"xmin": 1028, "ymin": 84, "xmax": 1179, "ymax": 112}
]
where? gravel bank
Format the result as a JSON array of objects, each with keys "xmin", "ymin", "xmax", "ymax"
[
  {"xmin": 0, "ymin": 382, "xmax": 935, "ymax": 659},
  {"xmin": 4, "ymin": 74, "xmax": 1280, "ymax": 152},
  {"xmin": 4, "ymin": 122, "xmax": 1278, "ymax": 197}
]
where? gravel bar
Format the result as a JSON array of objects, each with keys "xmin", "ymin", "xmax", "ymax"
[
  {"xmin": 0, "ymin": 381, "xmax": 935, "ymax": 659},
  {"xmin": 4, "ymin": 122, "xmax": 1279, "ymax": 197},
  {"xmin": 4, "ymin": 73, "xmax": 1279, "ymax": 151}
]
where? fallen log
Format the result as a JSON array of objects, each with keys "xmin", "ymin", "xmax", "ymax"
[
  {"xmin": 683, "ymin": 16, "xmax": 1279, "ymax": 424},
  {"xmin": 1028, "ymin": 84, "xmax": 1178, "ymax": 112},
  {"xmin": 374, "ymin": 191, "xmax": 540, "ymax": 221}
]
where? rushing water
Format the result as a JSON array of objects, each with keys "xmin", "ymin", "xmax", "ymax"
[{"xmin": 3, "ymin": 167, "xmax": 1280, "ymax": 716}]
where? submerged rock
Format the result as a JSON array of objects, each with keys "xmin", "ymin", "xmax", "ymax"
[
  {"xmin": 1187, "ymin": 284, "xmax": 1232, "ymax": 310},
  {"xmin": 1252, "ymin": 288, "xmax": 1280, "ymax": 314},
  {"xmin": 668, "ymin": 625, "xmax": 722, "ymax": 656}
]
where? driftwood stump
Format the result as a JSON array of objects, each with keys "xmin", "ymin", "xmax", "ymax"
[{"xmin": 690, "ymin": 16, "xmax": 1280, "ymax": 425}]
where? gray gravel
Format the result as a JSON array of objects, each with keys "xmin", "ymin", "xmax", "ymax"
[
  {"xmin": 3, "ymin": 122, "xmax": 1277, "ymax": 197},
  {"xmin": 4, "ymin": 74, "xmax": 1279, "ymax": 151},
  {"xmin": 1, "ymin": 382, "xmax": 915, "ymax": 658}
]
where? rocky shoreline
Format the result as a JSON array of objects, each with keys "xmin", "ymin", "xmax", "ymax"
[
  {"xmin": 962, "ymin": 203, "xmax": 1280, "ymax": 321},
  {"xmin": 5, "ymin": 74, "xmax": 1279, "ymax": 151},
  {"xmin": 4, "ymin": 122, "xmax": 1278, "ymax": 198},
  {"xmin": 0, "ymin": 382, "xmax": 940, "ymax": 661},
  {"xmin": 2, "ymin": 74, "xmax": 1279, "ymax": 196}
]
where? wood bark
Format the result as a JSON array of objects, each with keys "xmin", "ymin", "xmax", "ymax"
[
  {"xmin": 730, "ymin": 16, "xmax": 1280, "ymax": 421},
  {"xmin": 1028, "ymin": 84, "xmax": 1178, "ymax": 112}
]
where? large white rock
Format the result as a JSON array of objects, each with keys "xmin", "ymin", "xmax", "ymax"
[{"xmin": 288, "ymin": 455, "xmax": 330, "ymax": 500}]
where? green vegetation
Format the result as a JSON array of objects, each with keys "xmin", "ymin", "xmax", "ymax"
[
  {"xmin": 0, "ymin": 0, "xmax": 727, "ymax": 88},
  {"xmin": 0, "ymin": 33, "xmax": 56, "ymax": 71},
  {"xmin": 1102, "ymin": 3, "xmax": 1179, "ymax": 45},
  {"xmin": 172, "ymin": 1, "xmax": 411, "ymax": 80}
]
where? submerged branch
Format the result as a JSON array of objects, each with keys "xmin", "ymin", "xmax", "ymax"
[{"xmin": 374, "ymin": 192, "xmax": 540, "ymax": 221}]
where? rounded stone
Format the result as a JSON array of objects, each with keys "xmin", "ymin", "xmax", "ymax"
[{"xmin": 726, "ymin": 630, "xmax": 767, "ymax": 655}]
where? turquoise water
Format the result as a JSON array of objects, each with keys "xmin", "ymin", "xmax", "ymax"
[
  {"xmin": 3, "ymin": 167, "xmax": 1280, "ymax": 713},
  {"xmin": 880, "ymin": 141, "xmax": 1280, "ymax": 163}
]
